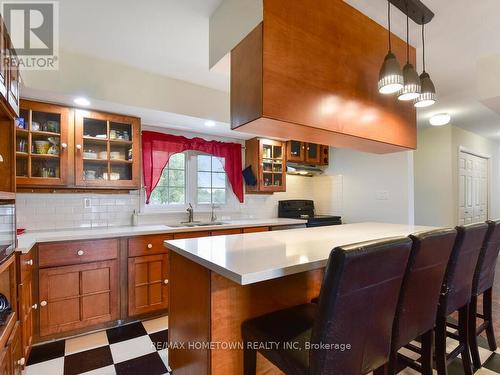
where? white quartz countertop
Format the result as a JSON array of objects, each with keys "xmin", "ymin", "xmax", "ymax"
[
  {"xmin": 16, "ymin": 218, "xmax": 306, "ymax": 253},
  {"xmin": 165, "ymin": 222, "xmax": 438, "ymax": 285}
]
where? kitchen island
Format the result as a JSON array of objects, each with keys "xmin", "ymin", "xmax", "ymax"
[{"xmin": 165, "ymin": 222, "xmax": 436, "ymax": 375}]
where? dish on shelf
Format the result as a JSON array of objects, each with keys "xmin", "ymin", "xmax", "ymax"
[
  {"xmin": 103, "ymin": 172, "xmax": 120, "ymax": 181},
  {"xmin": 84, "ymin": 170, "xmax": 96, "ymax": 180},
  {"xmin": 34, "ymin": 140, "xmax": 50, "ymax": 154},
  {"xmin": 32, "ymin": 121, "xmax": 41, "ymax": 131},
  {"xmin": 98, "ymin": 151, "xmax": 108, "ymax": 160},
  {"xmin": 95, "ymin": 134, "xmax": 107, "ymax": 139},
  {"xmin": 46, "ymin": 121, "xmax": 59, "ymax": 133},
  {"xmin": 110, "ymin": 151, "xmax": 125, "ymax": 160},
  {"xmin": 83, "ymin": 151, "xmax": 97, "ymax": 159}
]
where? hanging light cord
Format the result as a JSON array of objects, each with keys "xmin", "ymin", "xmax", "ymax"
[
  {"xmin": 421, "ymin": 22, "xmax": 426, "ymax": 72},
  {"xmin": 387, "ymin": 0, "xmax": 392, "ymax": 51},
  {"xmin": 406, "ymin": 2, "xmax": 410, "ymax": 63}
]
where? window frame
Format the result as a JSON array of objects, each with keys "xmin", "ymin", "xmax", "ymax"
[{"xmin": 142, "ymin": 150, "xmax": 238, "ymax": 213}]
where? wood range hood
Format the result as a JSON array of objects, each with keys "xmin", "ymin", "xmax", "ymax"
[{"xmin": 230, "ymin": 0, "xmax": 417, "ymax": 154}]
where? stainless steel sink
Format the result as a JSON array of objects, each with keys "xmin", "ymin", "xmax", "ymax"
[{"xmin": 168, "ymin": 222, "xmax": 227, "ymax": 228}]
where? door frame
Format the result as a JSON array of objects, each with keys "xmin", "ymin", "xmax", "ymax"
[{"xmin": 457, "ymin": 146, "xmax": 490, "ymax": 225}]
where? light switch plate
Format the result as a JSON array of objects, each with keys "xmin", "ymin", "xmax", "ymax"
[
  {"xmin": 84, "ymin": 198, "xmax": 91, "ymax": 208},
  {"xmin": 376, "ymin": 190, "xmax": 389, "ymax": 200}
]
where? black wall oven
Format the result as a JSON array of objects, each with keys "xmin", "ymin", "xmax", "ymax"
[{"xmin": 0, "ymin": 201, "xmax": 15, "ymax": 264}]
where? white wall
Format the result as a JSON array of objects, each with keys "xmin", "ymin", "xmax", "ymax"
[
  {"xmin": 414, "ymin": 126, "xmax": 454, "ymax": 226},
  {"xmin": 317, "ymin": 148, "xmax": 415, "ymax": 224},
  {"xmin": 414, "ymin": 125, "xmax": 500, "ymax": 227}
]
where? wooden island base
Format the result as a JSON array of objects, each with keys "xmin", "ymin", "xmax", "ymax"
[{"xmin": 169, "ymin": 252, "xmax": 324, "ymax": 374}]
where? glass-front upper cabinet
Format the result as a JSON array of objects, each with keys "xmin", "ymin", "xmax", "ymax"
[
  {"xmin": 305, "ymin": 143, "xmax": 320, "ymax": 164},
  {"xmin": 260, "ymin": 138, "xmax": 286, "ymax": 192},
  {"xmin": 287, "ymin": 140, "xmax": 304, "ymax": 162},
  {"xmin": 74, "ymin": 109, "xmax": 140, "ymax": 188},
  {"xmin": 15, "ymin": 100, "xmax": 71, "ymax": 187}
]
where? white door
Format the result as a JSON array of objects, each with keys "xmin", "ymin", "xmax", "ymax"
[{"xmin": 458, "ymin": 151, "xmax": 488, "ymax": 225}]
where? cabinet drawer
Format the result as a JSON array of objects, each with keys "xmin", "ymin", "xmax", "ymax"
[
  {"xmin": 20, "ymin": 250, "xmax": 34, "ymax": 281},
  {"xmin": 128, "ymin": 234, "xmax": 173, "ymax": 257},
  {"xmin": 211, "ymin": 228, "xmax": 242, "ymax": 236},
  {"xmin": 173, "ymin": 231, "xmax": 211, "ymax": 240},
  {"xmin": 242, "ymin": 226, "xmax": 269, "ymax": 233},
  {"xmin": 39, "ymin": 239, "xmax": 118, "ymax": 268}
]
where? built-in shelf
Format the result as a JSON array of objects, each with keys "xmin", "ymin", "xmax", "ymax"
[{"xmin": 31, "ymin": 130, "xmax": 61, "ymax": 137}]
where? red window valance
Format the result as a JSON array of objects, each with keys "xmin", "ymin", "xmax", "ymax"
[{"xmin": 142, "ymin": 131, "xmax": 244, "ymax": 204}]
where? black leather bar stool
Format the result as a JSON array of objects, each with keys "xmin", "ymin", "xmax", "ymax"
[
  {"xmin": 375, "ymin": 229, "xmax": 457, "ymax": 375},
  {"xmin": 469, "ymin": 220, "xmax": 500, "ymax": 369},
  {"xmin": 434, "ymin": 223, "xmax": 488, "ymax": 375},
  {"xmin": 241, "ymin": 237, "xmax": 412, "ymax": 375}
]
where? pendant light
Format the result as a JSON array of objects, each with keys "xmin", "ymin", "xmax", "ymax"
[
  {"xmin": 398, "ymin": 7, "xmax": 421, "ymax": 101},
  {"xmin": 414, "ymin": 22, "xmax": 436, "ymax": 107},
  {"xmin": 378, "ymin": 1, "xmax": 403, "ymax": 95}
]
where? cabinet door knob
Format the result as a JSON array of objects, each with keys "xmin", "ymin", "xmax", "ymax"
[
  {"xmin": 40, "ymin": 301, "xmax": 47, "ymax": 307},
  {"xmin": 61, "ymin": 143, "xmax": 68, "ymax": 149},
  {"xmin": 147, "ymin": 243, "xmax": 153, "ymax": 249},
  {"xmin": 164, "ymin": 279, "xmax": 169, "ymax": 284},
  {"xmin": 32, "ymin": 303, "xmax": 38, "ymax": 310},
  {"xmin": 77, "ymin": 250, "xmax": 84, "ymax": 256},
  {"xmin": 76, "ymin": 144, "xmax": 82, "ymax": 150},
  {"xmin": 26, "ymin": 259, "xmax": 33, "ymax": 266},
  {"xmin": 17, "ymin": 357, "xmax": 25, "ymax": 366}
]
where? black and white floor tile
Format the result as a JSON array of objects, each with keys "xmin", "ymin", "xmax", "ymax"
[
  {"xmin": 25, "ymin": 316, "xmax": 170, "ymax": 375},
  {"xmin": 23, "ymin": 314, "xmax": 500, "ymax": 375}
]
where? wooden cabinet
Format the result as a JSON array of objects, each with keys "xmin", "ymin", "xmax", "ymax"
[
  {"xmin": 173, "ymin": 231, "xmax": 211, "ymax": 240},
  {"xmin": 242, "ymin": 226, "xmax": 269, "ymax": 234},
  {"xmin": 128, "ymin": 254, "xmax": 168, "ymax": 317},
  {"xmin": 18, "ymin": 251, "xmax": 34, "ymax": 363},
  {"xmin": 6, "ymin": 322, "xmax": 22, "ymax": 375},
  {"xmin": 320, "ymin": 145, "xmax": 329, "ymax": 165},
  {"xmin": 15, "ymin": 101, "xmax": 141, "ymax": 190},
  {"xmin": 304, "ymin": 143, "xmax": 320, "ymax": 164},
  {"xmin": 75, "ymin": 109, "xmax": 140, "ymax": 189},
  {"xmin": 128, "ymin": 234, "xmax": 173, "ymax": 257},
  {"xmin": 245, "ymin": 137, "xmax": 286, "ymax": 193},
  {"xmin": 0, "ymin": 17, "xmax": 19, "ymax": 118},
  {"xmin": 287, "ymin": 141, "xmax": 305, "ymax": 162},
  {"xmin": 38, "ymin": 238, "xmax": 118, "ymax": 268},
  {"xmin": 0, "ymin": 349, "xmax": 8, "ymax": 375},
  {"xmin": 286, "ymin": 141, "xmax": 327, "ymax": 165},
  {"xmin": 15, "ymin": 101, "xmax": 72, "ymax": 186},
  {"xmin": 39, "ymin": 260, "xmax": 119, "ymax": 337}
]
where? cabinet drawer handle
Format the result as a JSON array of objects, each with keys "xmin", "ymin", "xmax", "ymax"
[
  {"xmin": 26, "ymin": 259, "xmax": 33, "ymax": 266},
  {"xmin": 77, "ymin": 250, "xmax": 84, "ymax": 256},
  {"xmin": 32, "ymin": 303, "xmax": 38, "ymax": 310},
  {"xmin": 40, "ymin": 301, "xmax": 47, "ymax": 307},
  {"xmin": 17, "ymin": 357, "xmax": 25, "ymax": 366},
  {"xmin": 61, "ymin": 143, "xmax": 68, "ymax": 149},
  {"xmin": 147, "ymin": 243, "xmax": 153, "ymax": 249},
  {"xmin": 164, "ymin": 279, "xmax": 169, "ymax": 284},
  {"xmin": 76, "ymin": 144, "xmax": 82, "ymax": 150}
]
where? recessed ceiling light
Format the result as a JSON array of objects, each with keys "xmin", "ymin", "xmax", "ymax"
[
  {"xmin": 204, "ymin": 120, "xmax": 216, "ymax": 127},
  {"xmin": 429, "ymin": 113, "xmax": 451, "ymax": 126},
  {"xmin": 74, "ymin": 97, "xmax": 90, "ymax": 106}
]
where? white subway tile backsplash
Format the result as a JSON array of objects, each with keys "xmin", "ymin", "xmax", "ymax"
[
  {"xmin": 16, "ymin": 192, "xmax": 140, "ymax": 230},
  {"xmin": 16, "ymin": 174, "xmax": 344, "ymax": 230}
]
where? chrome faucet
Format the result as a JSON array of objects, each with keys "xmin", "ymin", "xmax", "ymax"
[
  {"xmin": 186, "ymin": 203, "xmax": 194, "ymax": 223},
  {"xmin": 210, "ymin": 204, "xmax": 219, "ymax": 222}
]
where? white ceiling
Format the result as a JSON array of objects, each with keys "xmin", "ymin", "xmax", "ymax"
[
  {"xmin": 59, "ymin": 0, "xmax": 227, "ymax": 91},
  {"xmin": 35, "ymin": 0, "xmax": 500, "ymax": 142}
]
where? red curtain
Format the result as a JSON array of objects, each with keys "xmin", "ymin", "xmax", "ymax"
[{"xmin": 142, "ymin": 131, "xmax": 244, "ymax": 204}]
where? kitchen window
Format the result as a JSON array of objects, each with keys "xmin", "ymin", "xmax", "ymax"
[{"xmin": 145, "ymin": 151, "xmax": 234, "ymax": 210}]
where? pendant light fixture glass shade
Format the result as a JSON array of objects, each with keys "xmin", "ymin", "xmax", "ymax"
[
  {"xmin": 398, "ymin": 10, "xmax": 421, "ymax": 101},
  {"xmin": 415, "ymin": 23, "xmax": 436, "ymax": 107},
  {"xmin": 378, "ymin": 1, "xmax": 403, "ymax": 95}
]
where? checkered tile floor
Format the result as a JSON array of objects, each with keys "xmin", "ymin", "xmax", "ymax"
[
  {"xmin": 25, "ymin": 316, "xmax": 170, "ymax": 375},
  {"xmin": 23, "ymin": 314, "xmax": 500, "ymax": 375}
]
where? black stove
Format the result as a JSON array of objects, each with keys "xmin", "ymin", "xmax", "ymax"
[{"xmin": 278, "ymin": 200, "xmax": 342, "ymax": 227}]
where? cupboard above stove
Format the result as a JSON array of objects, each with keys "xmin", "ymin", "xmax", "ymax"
[{"xmin": 15, "ymin": 100, "xmax": 140, "ymax": 191}]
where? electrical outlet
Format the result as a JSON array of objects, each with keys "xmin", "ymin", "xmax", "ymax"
[
  {"xmin": 84, "ymin": 198, "xmax": 91, "ymax": 208},
  {"xmin": 376, "ymin": 190, "xmax": 389, "ymax": 200}
]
